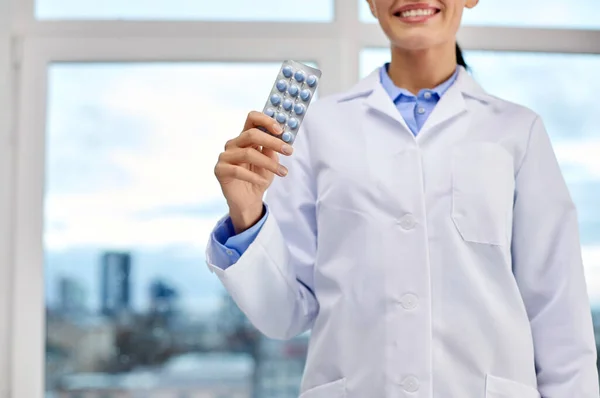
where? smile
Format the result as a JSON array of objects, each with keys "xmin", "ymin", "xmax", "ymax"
[
  {"xmin": 393, "ymin": 3, "xmax": 441, "ymax": 22},
  {"xmin": 398, "ymin": 8, "xmax": 437, "ymax": 18}
]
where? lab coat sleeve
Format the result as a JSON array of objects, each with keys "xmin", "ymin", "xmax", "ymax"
[
  {"xmin": 511, "ymin": 116, "xmax": 599, "ymax": 398},
  {"xmin": 205, "ymin": 124, "xmax": 319, "ymax": 341}
]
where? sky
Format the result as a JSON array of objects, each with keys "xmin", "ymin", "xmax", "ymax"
[
  {"xmin": 45, "ymin": 63, "xmax": 284, "ymax": 314},
  {"xmin": 41, "ymin": 2, "xmax": 600, "ymax": 315}
]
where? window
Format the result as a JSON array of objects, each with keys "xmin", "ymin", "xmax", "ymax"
[
  {"xmin": 359, "ymin": 0, "xmax": 600, "ymax": 29},
  {"xmin": 6, "ymin": 0, "xmax": 600, "ymax": 396},
  {"xmin": 44, "ymin": 62, "xmax": 308, "ymax": 397},
  {"xmin": 360, "ymin": 47, "xmax": 600, "ymax": 303},
  {"xmin": 36, "ymin": 0, "xmax": 335, "ymax": 21}
]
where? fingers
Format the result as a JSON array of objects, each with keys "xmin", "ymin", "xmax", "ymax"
[
  {"xmin": 219, "ymin": 147, "xmax": 288, "ymax": 177},
  {"xmin": 244, "ymin": 111, "xmax": 284, "ymax": 136},
  {"xmin": 235, "ymin": 128, "xmax": 293, "ymax": 156},
  {"xmin": 214, "ymin": 163, "xmax": 270, "ymax": 187}
]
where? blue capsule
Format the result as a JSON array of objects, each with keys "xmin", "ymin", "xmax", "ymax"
[
  {"xmin": 276, "ymin": 113, "xmax": 287, "ymax": 124},
  {"xmin": 294, "ymin": 70, "xmax": 306, "ymax": 83},
  {"xmin": 264, "ymin": 108, "xmax": 275, "ymax": 118},
  {"xmin": 288, "ymin": 85, "xmax": 299, "ymax": 97},
  {"xmin": 282, "ymin": 132, "xmax": 293, "ymax": 143},
  {"xmin": 270, "ymin": 94, "xmax": 282, "ymax": 106},
  {"xmin": 293, "ymin": 103, "xmax": 305, "ymax": 115},
  {"xmin": 300, "ymin": 89, "xmax": 312, "ymax": 102},
  {"xmin": 306, "ymin": 75, "xmax": 318, "ymax": 87},
  {"xmin": 288, "ymin": 118, "xmax": 299, "ymax": 130},
  {"xmin": 282, "ymin": 99, "xmax": 293, "ymax": 111},
  {"xmin": 276, "ymin": 79, "xmax": 288, "ymax": 93},
  {"xmin": 282, "ymin": 65, "xmax": 294, "ymax": 78}
]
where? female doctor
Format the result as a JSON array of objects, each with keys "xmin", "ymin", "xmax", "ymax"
[{"xmin": 207, "ymin": 0, "xmax": 599, "ymax": 397}]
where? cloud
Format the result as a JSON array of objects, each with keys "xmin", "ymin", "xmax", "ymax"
[
  {"xmin": 555, "ymin": 141, "xmax": 600, "ymax": 179},
  {"xmin": 45, "ymin": 63, "xmax": 280, "ymax": 250},
  {"xmin": 583, "ymin": 246, "xmax": 600, "ymax": 304}
]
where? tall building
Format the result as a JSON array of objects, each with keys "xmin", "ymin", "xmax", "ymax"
[
  {"xmin": 58, "ymin": 276, "xmax": 86, "ymax": 314},
  {"xmin": 100, "ymin": 251, "xmax": 131, "ymax": 317},
  {"xmin": 150, "ymin": 279, "xmax": 178, "ymax": 313}
]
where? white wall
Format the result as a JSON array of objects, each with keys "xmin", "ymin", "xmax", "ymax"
[{"xmin": 0, "ymin": 0, "xmax": 13, "ymax": 395}]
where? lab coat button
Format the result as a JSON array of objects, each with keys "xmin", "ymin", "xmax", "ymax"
[
  {"xmin": 403, "ymin": 376, "xmax": 420, "ymax": 392},
  {"xmin": 398, "ymin": 214, "xmax": 417, "ymax": 230},
  {"xmin": 400, "ymin": 294, "xmax": 418, "ymax": 310}
]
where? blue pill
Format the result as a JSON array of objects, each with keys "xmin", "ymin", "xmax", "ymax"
[
  {"xmin": 294, "ymin": 103, "xmax": 305, "ymax": 115},
  {"xmin": 276, "ymin": 113, "xmax": 287, "ymax": 124},
  {"xmin": 270, "ymin": 94, "xmax": 282, "ymax": 106},
  {"xmin": 264, "ymin": 108, "xmax": 275, "ymax": 118},
  {"xmin": 282, "ymin": 66, "xmax": 294, "ymax": 78},
  {"xmin": 282, "ymin": 99, "xmax": 293, "ymax": 111},
  {"xmin": 300, "ymin": 89, "xmax": 312, "ymax": 102},
  {"xmin": 306, "ymin": 75, "xmax": 318, "ymax": 87},
  {"xmin": 282, "ymin": 132, "xmax": 293, "ymax": 143},
  {"xmin": 288, "ymin": 85, "xmax": 299, "ymax": 97},
  {"xmin": 288, "ymin": 118, "xmax": 299, "ymax": 130},
  {"xmin": 276, "ymin": 79, "xmax": 288, "ymax": 93},
  {"xmin": 294, "ymin": 70, "xmax": 306, "ymax": 83}
]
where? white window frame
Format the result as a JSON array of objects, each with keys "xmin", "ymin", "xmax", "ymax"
[
  {"xmin": 0, "ymin": 0, "xmax": 14, "ymax": 397},
  {"xmin": 5, "ymin": 0, "xmax": 600, "ymax": 397}
]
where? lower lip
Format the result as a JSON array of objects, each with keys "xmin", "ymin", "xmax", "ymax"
[{"xmin": 396, "ymin": 11, "xmax": 439, "ymax": 24}]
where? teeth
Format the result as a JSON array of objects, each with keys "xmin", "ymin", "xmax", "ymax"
[{"xmin": 400, "ymin": 9, "xmax": 435, "ymax": 18}]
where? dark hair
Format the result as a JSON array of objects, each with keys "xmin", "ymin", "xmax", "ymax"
[{"xmin": 456, "ymin": 43, "xmax": 468, "ymax": 69}]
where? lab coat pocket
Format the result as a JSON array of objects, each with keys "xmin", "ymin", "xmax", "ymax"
[
  {"xmin": 452, "ymin": 143, "xmax": 515, "ymax": 246},
  {"xmin": 299, "ymin": 377, "xmax": 347, "ymax": 398},
  {"xmin": 485, "ymin": 374, "xmax": 540, "ymax": 398}
]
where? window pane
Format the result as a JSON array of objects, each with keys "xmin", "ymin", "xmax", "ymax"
[
  {"xmin": 359, "ymin": 48, "xmax": 600, "ymax": 305},
  {"xmin": 359, "ymin": 0, "xmax": 600, "ymax": 28},
  {"xmin": 37, "ymin": 0, "xmax": 334, "ymax": 21},
  {"xmin": 360, "ymin": 47, "xmax": 390, "ymax": 78},
  {"xmin": 45, "ymin": 62, "xmax": 311, "ymax": 397}
]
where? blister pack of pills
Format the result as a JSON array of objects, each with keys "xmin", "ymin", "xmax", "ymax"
[{"xmin": 262, "ymin": 60, "xmax": 322, "ymax": 145}]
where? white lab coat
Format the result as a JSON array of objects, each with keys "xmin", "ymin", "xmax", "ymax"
[{"xmin": 206, "ymin": 66, "xmax": 599, "ymax": 398}]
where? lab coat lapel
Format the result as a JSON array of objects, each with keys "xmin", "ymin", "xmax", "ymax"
[
  {"xmin": 417, "ymin": 67, "xmax": 491, "ymax": 144},
  {"xmin": 364, "ymin": 82, "xmax": 412, "ymax": 134},
  {"xmin": 338, "ymin": 69, "xmax": 412, "ymax": 136},
  {"xmin": 419, "ymin": 74, "xmax": 467, "ymax": 135}
]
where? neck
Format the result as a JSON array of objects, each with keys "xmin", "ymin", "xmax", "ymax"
[{"xmin": 387, "ymin": 41, "xmax": 457, "ymax": 95}]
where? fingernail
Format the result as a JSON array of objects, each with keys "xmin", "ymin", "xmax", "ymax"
[
  {"xmin": 282, "ymin": 144, "xmax": 293, "ymax": 155},
  {"xmin": 278, "ymin": 166, "xmax": 288, "ymax": 176},
  {"xmin": 273, "ymin": 124, "xmax": 283, "ymax": 134}
]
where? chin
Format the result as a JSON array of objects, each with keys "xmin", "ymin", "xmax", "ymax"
[{"xmin": 389, "ymin": 34, "xmax": 439, "ymax": 51}]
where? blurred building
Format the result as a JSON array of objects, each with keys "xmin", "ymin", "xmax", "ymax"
[
  {"xmin": 54, "ymin": 352, "xmax": 254, "ymax": 398},
  {"xmin": 58, "ymin": 276, "xmax": 87, "ymax": 315},
  {"xmin": 46, "ymin": 313, "xmax": 116, "ymax": 391},
  {"xmin": 101, "ymin": 251, "xmax": 131, "ymax": 318},
  {"xmin": 255, "ymin": 334, "xmax": 309, "ymax": 398},
  {"xmin": 150, "ymin": 279, "xmax": 179, "ymax": 326}
]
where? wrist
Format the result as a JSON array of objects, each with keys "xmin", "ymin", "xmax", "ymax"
[{"xmin": 229, "ymin": 203, "xmax": 264, "ymax": 234}]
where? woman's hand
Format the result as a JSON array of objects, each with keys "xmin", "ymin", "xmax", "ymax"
[{"xmin": 214, "ymin": 111, "xmax": 294, "ymax": 234}]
